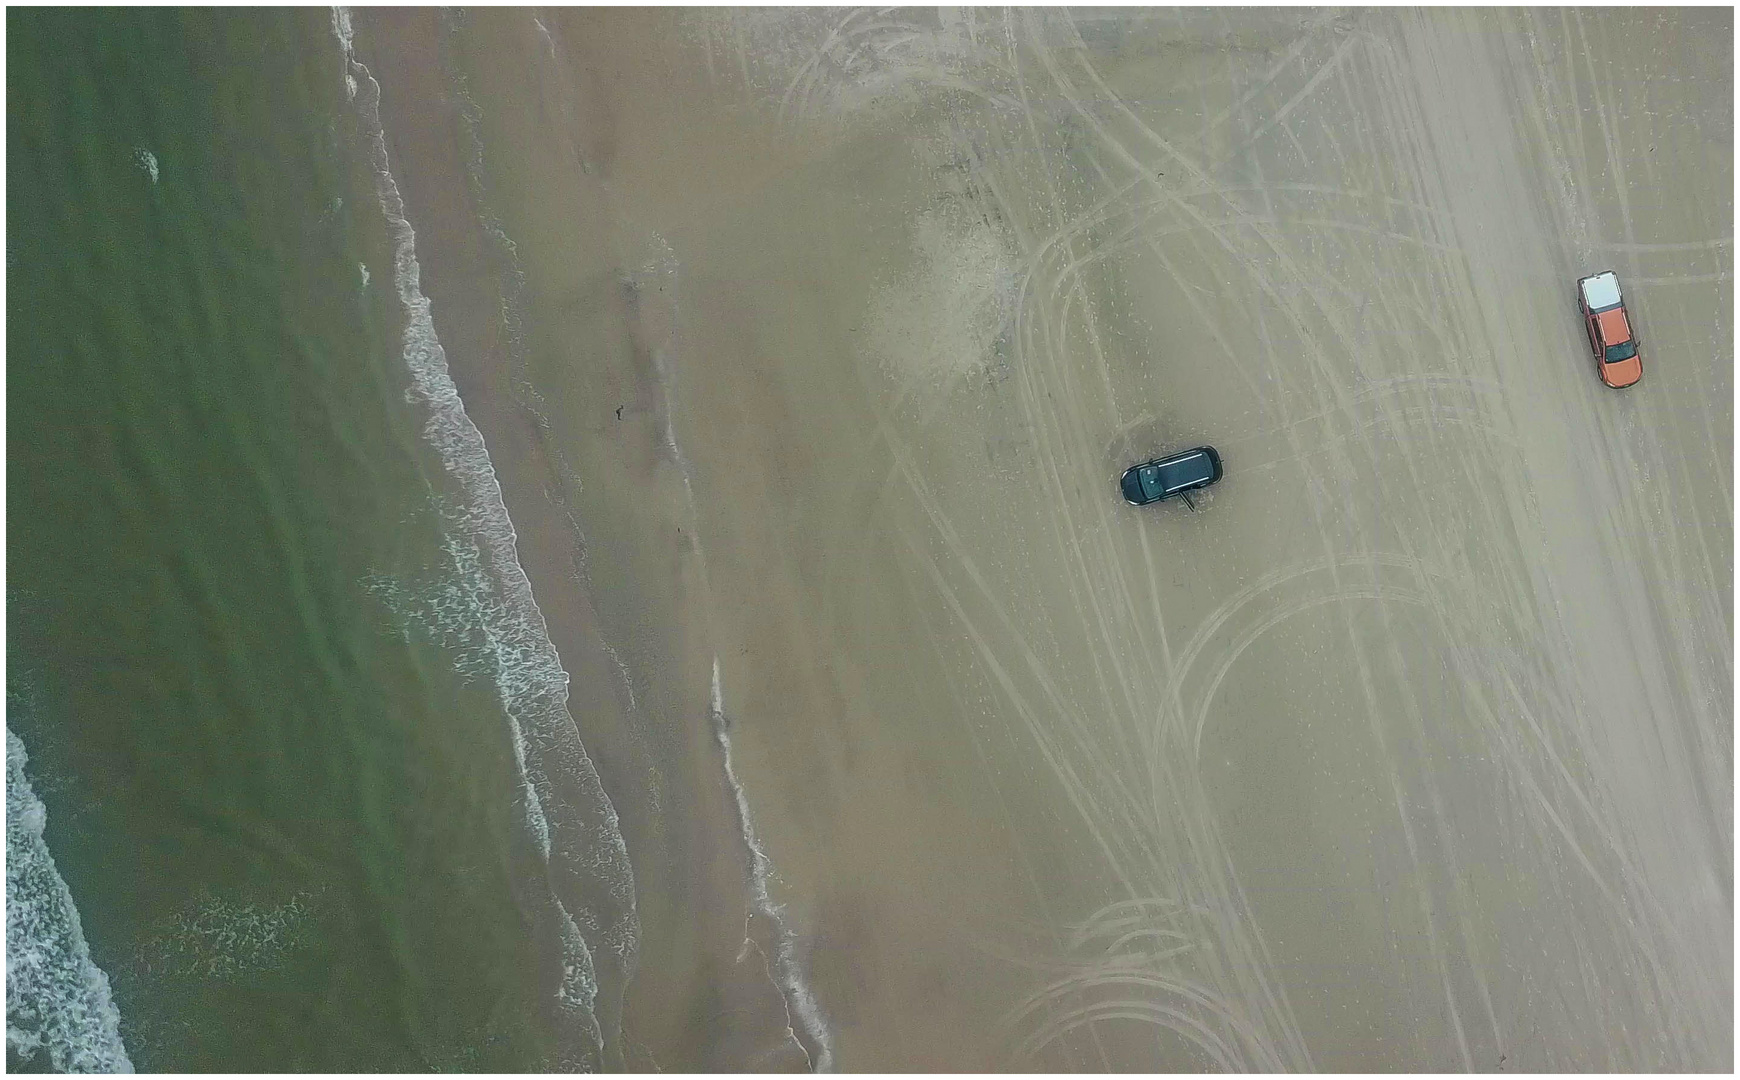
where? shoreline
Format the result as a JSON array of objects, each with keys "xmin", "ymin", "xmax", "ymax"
[{"xmin": 354, "ymin": 9, "xmax": 812, "ymax": 1070}]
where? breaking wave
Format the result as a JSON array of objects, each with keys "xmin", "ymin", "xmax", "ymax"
[{"xmin": 6, "ymin": 727, "xmax": 134, "ymax": 1073}]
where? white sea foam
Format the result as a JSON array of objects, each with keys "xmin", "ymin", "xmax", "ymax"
[
  {"xmin": 331, "ymin": 9, "xmax": 637, "ymax": 1067},
  {"xmin": 6, "ymin": 728, "xmax": 134, "ymax": 1073},
  {"xmin": 532, "ymin": 17, "xmax": 558, "ymax": 62},
  {"xmin": 632, "ymin": 206, "xmax": 836, "ymax": 1071},
  {"xmin": 132, "ymin": 147, "xmax": 158, "ymax": 184},
  {"xmin": 711, "ymin": 659, "xmax": 836, "ymax": 1072},
  {"xmin": 131, "ymin": 891, "xmax": 317, "ymax": 981}
]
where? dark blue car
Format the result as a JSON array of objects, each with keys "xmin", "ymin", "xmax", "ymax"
[{"xmin": 1121, "ymin": 446, "xmax": 1222, "ymax": 508}]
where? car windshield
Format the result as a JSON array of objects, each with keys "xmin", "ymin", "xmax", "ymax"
[{"xmin": 1605, "ymin": 341, "xmax": 1637, "ymax": 363}]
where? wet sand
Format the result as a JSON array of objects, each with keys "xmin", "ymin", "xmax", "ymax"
[{"xmin": 361, "ymin": 8, "xmax": 1729, "ymax": 1071}]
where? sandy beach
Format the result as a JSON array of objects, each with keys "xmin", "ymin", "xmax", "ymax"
[{"xmin": 358, "ymin": 8, "xmax": 1729, "ymax": 1071}]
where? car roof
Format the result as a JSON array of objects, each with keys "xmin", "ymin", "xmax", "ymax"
[
  {"xmin": 1581, "ymin": 271, "xmax": 1622, "ymax": 310},
  {"xmin": 1148, "ymin": 447, "xmax": 1211, "ymax": 466},
  {"xmin": 1145, "ymin": 450, "xmax": 1214, "ymax": 492},
  {"xmin": 1596, "ymin": 306, "xmax": 1632, "ymax": 343}
]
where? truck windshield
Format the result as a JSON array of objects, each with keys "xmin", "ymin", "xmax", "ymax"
[{"xmin": 1605, "ymin": 341, "xmax": 1637, "ymax": 363}]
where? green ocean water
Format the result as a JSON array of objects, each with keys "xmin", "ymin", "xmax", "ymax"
[{"xmin": 8, "ymin": 9, "xmax": 556, "ymax": 1070}]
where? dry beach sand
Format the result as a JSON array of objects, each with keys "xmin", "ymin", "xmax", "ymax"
[{"xmin": 355, "ymin": 7, "xmax": 1730, "ymax": 1071}]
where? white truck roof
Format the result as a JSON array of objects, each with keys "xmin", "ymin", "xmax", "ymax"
[{"xmin": 1581, "ymin": 271, "xmax": 1622, "ymax": 310}]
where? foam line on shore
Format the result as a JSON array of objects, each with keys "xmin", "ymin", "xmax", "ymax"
[
  {"xmin": 331, "ymin": 9, "xmax": 638, "ymax": 1068},
  {"xmin": 711, "ymin": 659, "xmax": 836, "ymax": 1072}
]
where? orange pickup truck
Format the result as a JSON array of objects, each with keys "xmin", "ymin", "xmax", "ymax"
[{"xmin": 1577, "ymin": 271, "xmax": 1642, "ymax": 388}]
